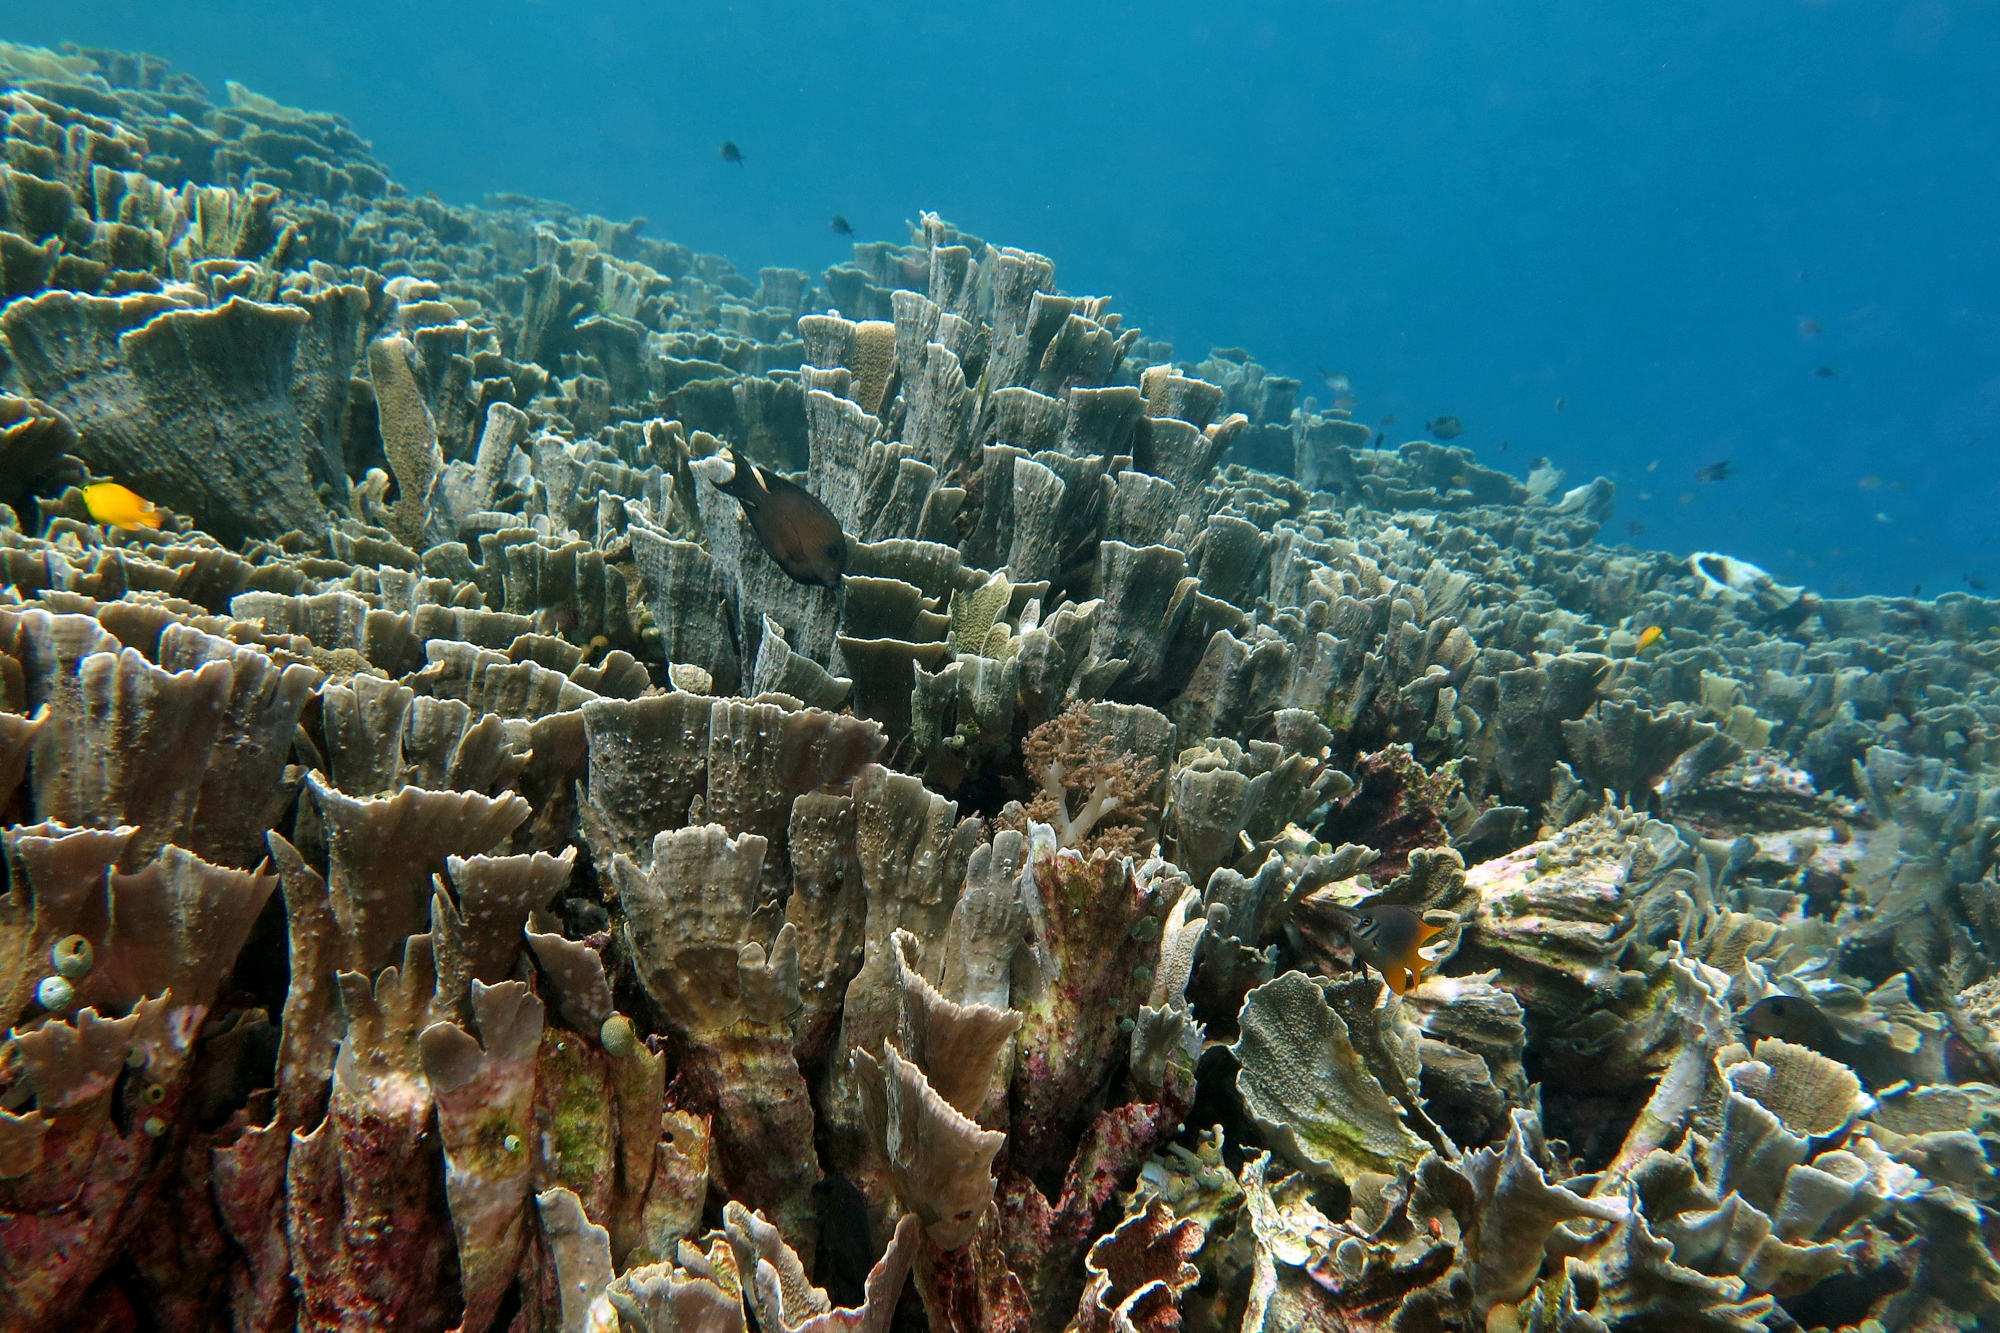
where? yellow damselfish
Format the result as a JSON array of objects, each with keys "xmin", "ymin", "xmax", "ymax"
[
  {"xmin": 1636, "ymin": 624, "xmax": 1665, "ymax": 651},
  {"xmin": 81, "ymin": 482, "xmax": 163, "ymax": 531}
]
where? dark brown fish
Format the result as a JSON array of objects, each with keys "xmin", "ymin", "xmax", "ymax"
[
  {"xmin": 1695, "ymin": 460, "xmax": 1734, "ymax": 484},
  {"xmin": 1427, "ymin": 415, "xmax": 1463, "ymax": 440},
  {"xmin": 694, "ymin": 453, "xmax": 847, "ymax": 587},
  {"xmin": 1322, "ymin": 903, "xmax": 1444, "ymax": 995},
  {"xmin": 1740, "ymin": 995, "xmax": 1888, "ymax": 1088},
  {"xmin": 720, "ymin": 139, "xmax": 745, "ymax": 166},
  {"xmin": 830, "ymin": 213, "xmax": 855, "ymax": 237}
]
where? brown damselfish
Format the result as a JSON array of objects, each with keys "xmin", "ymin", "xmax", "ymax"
[
  {"xmin": 1739, "ymin": 994, "xmax": 1890, "ymax": 1088},
  {"xmin": 1323, "ymin": 902, "xmax": 1444, "ymax": 995},
  {"xmin": 693, "ymin": 452, "xmax": 848, "ymax": 588}
]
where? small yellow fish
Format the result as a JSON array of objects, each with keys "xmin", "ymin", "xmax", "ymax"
[
  {"xmin": 82, "ymin": 482, "xmax": 163, "ymax": 531},
  {"xmin": 1636, "ymin": 624, "xmax": 1665, "ymax": 651}
]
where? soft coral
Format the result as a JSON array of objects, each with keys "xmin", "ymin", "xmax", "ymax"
[{"xmin": 1002, "ymin": 703, "xmax": 1162, "ymax": 857}]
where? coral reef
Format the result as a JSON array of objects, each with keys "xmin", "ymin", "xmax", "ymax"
[{"xmin": 0, "ymin": 38, "xmax": 1996, "ymax": 1333}]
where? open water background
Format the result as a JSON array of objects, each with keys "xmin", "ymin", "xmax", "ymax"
[{"xmin": 2, "ymin": 0, "xmax": 1995, "ymax": 599}]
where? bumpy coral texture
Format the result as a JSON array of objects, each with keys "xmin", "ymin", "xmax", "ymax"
[{"xmin": 0, "ymin": 37, "xmax": 1995, "ymax": 1333}]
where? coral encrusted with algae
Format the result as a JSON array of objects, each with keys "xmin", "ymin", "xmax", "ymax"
[{"xmin": 0, "ymin": 36, "xmax": 1996, "ymax": 1333}]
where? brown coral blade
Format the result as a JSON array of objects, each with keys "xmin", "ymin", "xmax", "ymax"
[
  {"xmin": 430, "ymin": 847, "xmax": 575, "ymax": 1017},
  {"xmin": 4, "ymin": 290, "xmax": 327, "ymax": 544},
  {"xmin": 852, "ymin": 1041, "xmax": 1004, "ymax": 1251},
  {"xmin": 703, "ymin": 696, "xmax": 884, "ymax": 880},
  {"xmin": 526, "ymin": 930, "xmax": 616, "ymax": 1035},
  {"xmin": 724, "ymin": 1200, "xmax": 834, "ymax": 1331},
  {"xmin": 0, "ymin": 997, "xmax": 175, "ymax": 1331},
  {"xmin": 889, "ymin": 928, "xmax": 1022, "ymax": 1117},
  {"xmin": 1070, "ymin": 1199, "xmax": 1205, "ymax": 1333},
  {"xmin": 207, "ymin": 827, "xmax": 345, "ymax": 1329},
  {"xmin": 307, "ymin": 771, "xmax": 533, "ymax": 975},
  {"xmin": 617, "ymin": 822, "xmax": 774, "ymax": 1035},
  {"xmin": 537, "ymin": 1185, "xmax": 614, "ymax": 1333},
  {"xmin": 0, "ymin": 819, "xmax": 132, "ymax": 1031},
  {"xmin": 86, "ymin": 844, "xmax": 277, "ymax": 1018},
  {"xmin": 784, "ymin": 789, "xmax": 864, "ymax": 1066},
  {"xmin": 617, "ymin": 822, "xmax": 816, "ymax": 1246},
  {"xmin": 603, "ymin": 1252, "xmax": 749, "ymax": 1333},
  {"xmin": 420, "ymin": 980, "xmax": 545, "ymax": 1333},
  {"xmin": 0, "ymin": 1108, "xmax": 49, "ymax": 1179},
  {"xmin": 154, "ymin": 624, "xmax": 324, "ymax": 868},
  {"xmin": 367, "ymin": 334, "xmax": 443, "ymax": 550},
  {"xmin": 1010, "ymin": 833, "xmax": 1172, "ymax": 1187},
  {"xmin": 578, "ymin": 691, "xmax": 717, "ymax": 868},
  {"xmin": 672, "ymin": 1017, "xmax": 821, "ymax": 1262},
  {"xmin": 0, "ymin": 705, "xmax": 45, "ymax": 813},
  {"xmin": 36, "ymin": 648, "xmax": 234, "ymax": 868},
  {"xmin": 287, "ymin": 940, "xmax": 453, "ymax": 1333},
  {"xmin": 728, "ymin": 1202, "xmax": 921, "ymax": 1333},
  {"xmin": 634, "ymin": 1109, "xmax": 712, "ymax": 1268},
  {"xmin": 912, "ymin": 1208, "xmax": 1032, "ymax": 1333},
  {"xmin": 1459, "ymin": 1110, "xmax": 1626, "ymax": 1315}
]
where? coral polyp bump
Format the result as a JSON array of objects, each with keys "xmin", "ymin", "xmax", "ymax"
[{"xmin": 0, "ymin": 37, "xmax": 1996, "ymax": 1333}]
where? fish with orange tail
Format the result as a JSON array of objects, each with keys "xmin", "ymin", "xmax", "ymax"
[
  {"xmin": 1321, "ymin": 902, "xmax": 1446, "ymax": 994},
  {"xmin": 81, "ymin": 482, "xmax": 163, "ymax": 531}
]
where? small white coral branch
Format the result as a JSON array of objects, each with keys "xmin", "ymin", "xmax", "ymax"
[{"xmin": 1039, "ymin": 759, "xmax": 1122, "ymax": 849}]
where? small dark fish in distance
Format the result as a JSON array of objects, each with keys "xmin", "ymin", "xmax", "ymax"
[
  {"xmin": 1696, "ymin": 461, "xmax": 1734, "ymax": 484},
  {"xmin": 1380, "ymin": 413, "xmax": 1397, "ymax": 426},
  {"xmin": 1967, "ymin": 574, "xmax": 1991, "ymax": 592},
  {"xmin": 720, "ymin": 140, "xmax": 745, "ymax": 166},
  {"xmin": 830, "ymin": 213, "xmax": 855, "ymax": 237},
  {"xmin": 691, "ymin": 452, "xmax": 847, "ymax": 588},
  {"xmin": 1554, "ymin": 396, "xmax": 1566, "ymax": 411},
  {"xmin": 1627, "ymin": 519, "xmax": 1646, "ymax": 537},
  {"xmin": 1373, "ymin": 431, "xmax": 1385, "ymax": 447},
  {"xmin": 1427, "ymin": 415, "xmax": 1463, "ymax": 440},
  {"xmin": 1814, "ymin": 364, "xmax": 1838, "ymax": 378}
]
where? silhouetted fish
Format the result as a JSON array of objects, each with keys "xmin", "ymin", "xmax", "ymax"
[
  {"xmin": 830, "ymin": 213, "xmax": 855, "ymax": 237},
  {"xmin": 720, "ymin": 139, "xmax": 745, "ymax": 166},
  {"xmin": 1695, "ymin": 461, "xmax": 1734, "ymax": 484},
  {"xmin": 691, "ymin": 452, "xmax": 847, "ymax": 588},
  {"xmin": 1741, "ymin": 995, "xmax": 1891, "ymax": 1089},
  {"xmin": 1427, "ymin": 415, "xmax": 1463, "ymax": 440},
  {"xmin": 1322, "ymin": 903, "xmax": 1444, "ymax": 994},
  {"xmin": 1815, "ymin": 364, "xmax": 1838, "ymax": 378}
]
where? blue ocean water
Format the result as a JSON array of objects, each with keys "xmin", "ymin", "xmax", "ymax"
[{"xmin": 3, "ymin": 0, "xmax": 1994, "ymax": 600}]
